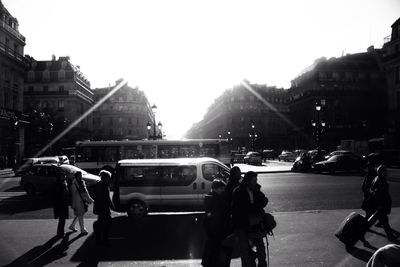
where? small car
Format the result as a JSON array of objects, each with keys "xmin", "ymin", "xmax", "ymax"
[
  {"xmin": 262, "ymin": 150, "xmax": 278, "ymax": 160},
  {"xmin": 324, "ymin": 150, "xmax": 358, "ymax": 160},
  {"xmin": 20, "ymin": 163, "xmax": 100, "ymax": 195},
  {"xmin": 244, "ymin": 152, "xmax": 263, "ymax": 165},
  {"xmin": 312, "ymin": 154, "xmax": 365, "ymax": 174}
]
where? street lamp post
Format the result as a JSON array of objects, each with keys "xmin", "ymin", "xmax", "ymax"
[
  {"xmin": 312, "ymin": 100, "xmax": 326, "ymax": 155},
  {"xmin": 249, "ymin": 121, "xmax": 256, "ymax": 151},
  {"xmin": 147, "ymin": 104, "xmax": 162, "ymax": 140}
]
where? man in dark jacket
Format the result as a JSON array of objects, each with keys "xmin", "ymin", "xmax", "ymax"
[
  {"xmin": 232, "ymin": 171, "xmax": 268, "ymax": 267},
  {"xmin": 53, "ymin": 173, "xmax": 69, "ymax": 237},
  {"xmin": 93, "ymin": 170, "xmax": 114, "ymax": 246},
  {"xmin": 202, "ymin": 179, "xmax": 230, "ymax": 267},
  {"xmin": 370, "ymin": 165, "xmax": 396, "ymax": 241}
]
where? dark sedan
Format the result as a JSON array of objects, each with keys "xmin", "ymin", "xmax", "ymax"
[{"xmin": 312, "ymin": 154, "xmax": 365, "ymax": 174}]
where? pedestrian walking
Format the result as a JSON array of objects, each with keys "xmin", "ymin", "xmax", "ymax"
[
  {"xmin": 93, "ymin": 170, "xmax": 114, "ymax": 246},
  {"xmin": 231, "ymin": 171, "xmax": 265, "ymax": 267},
  {"xmin": 69, "ymin": 171, "xmax": 93, "ymax": 235},
  {"xmin": 53, "ymin": 173, "xmax": 69, "ymax": 237},
  {"xmin": 202, "ymin": 179, "xmax": 231, "ymax": 267},
  {"xmin": 248, "ymin": 182, "xmax": 269, "ymax": 267},
  {"xmin": 369, "ymin": 165, "xmax": 396, "ymax": 241},
  {"xmin": 366, "ymin": 244, "xmax": 400, "ymax": 267},
  {"xmin": 226, "ymin": 166, "xmax": 241, "ymax": 206},
  {"xmin": 361, "ymin": 163, "xmax": 377, "ymax": 219}
]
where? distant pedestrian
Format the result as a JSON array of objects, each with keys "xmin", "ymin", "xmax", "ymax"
[
  {"xmin": 202, "ymin": 179, "xmax": 231, "ymax": 267},
  {"xmin": 69, "ymin": 171, "xmax": 93, "ymax": 235},
  {"xmin": 366, "ymin": 244, "xmax": 400, "ymax": 267},
  {"xmin": 369, "ymin": 165, "xmax": 396, "ymax": 241},
  {"xmin": 93, "ymin": 170, "xmax": 114, "ymax": 246},
  {"xmin": 231, "ymin": 171, "xmax": 264, "ymax": 267},
  {"xmin": 53, "ymin": 173, "xmax": 69, "ymax": 237}
]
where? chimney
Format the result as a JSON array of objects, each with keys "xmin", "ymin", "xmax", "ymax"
[{"xmin": 52, "ymin": 54, "xmax": 56, "ymax": 61}]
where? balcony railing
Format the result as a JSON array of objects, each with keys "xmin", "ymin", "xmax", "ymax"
[
  {"xmin": 0, "ymin": 41, "xmax": 28, "ymax": 65},
  {"xmin": 0, "ymin": 21, "xmax": 26, "ymax": 43}
]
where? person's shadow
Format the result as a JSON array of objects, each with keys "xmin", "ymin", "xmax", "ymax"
[
  {"xmin": 4, "ymin": 232, "xmax": 84, "ymax": 267},
  {"xmin": 71, "ymin": 213, "xmax": 208, "ymax": 265}
]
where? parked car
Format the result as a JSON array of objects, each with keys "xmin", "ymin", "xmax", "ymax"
[
  {"xmin": 312, "ymin": 154, "xmax": 365, "ymax": 174},
  {"xmin": 262, "ymin": 149, "xmax": 278, "ymax": 160},
  {"xmin": 324, "ymin": 150, "xmax": 358, "ymax": 160},
  {"xmin": 244, "ymin": 152, "xmax": 263, "ymax": 165},
  {"xmin": 14, "ymin": 156, "xmax": 60, "ymax": 176},
  {"xmin": 365, "ymin": 149, "xmax": 400, "ymax": 168},
  {"xmin": 20, "ymin": 163, "xmax": 100, "ymax": 195},
  {"xmin": 278, "ymin": 151, "xmax": 298, "ymax": 162}
]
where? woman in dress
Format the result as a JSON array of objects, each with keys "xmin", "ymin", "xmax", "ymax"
[{"xmin": 69, "ymin": 171, "xmax": 94, "ymax": 235}]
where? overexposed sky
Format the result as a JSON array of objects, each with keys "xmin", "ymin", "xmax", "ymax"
[{"xmin": 3, "ymin": 0, "xmax": 400, "ymax": 139}]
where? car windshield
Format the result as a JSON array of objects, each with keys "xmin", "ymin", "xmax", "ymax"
[
  {"xmin": 59, "ymin": 164, "xmax": 87, "ymax": 175},
  {"xmin": 327, "ymin": 155, "xmax": 341, "ymax": 162}
]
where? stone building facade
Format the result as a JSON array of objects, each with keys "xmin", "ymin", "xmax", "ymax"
[
  {"xmin": 185, "ymin": 81, "xmax": 290, "ymax": 151},
  {"xmin": 92, "ymin": 80, "xmax": 153, "ymax": 140},
  {"xmin": 382, "ymin": 17, "xmax": 400, "ymax": 148},
  {"xmin": 0, "ymin": 2, "xmax": 28, "ymax": 167},
  {"xmin": 24, "ymin": 56, "xmax": 94, "ymax": 155},
  {"xmin": 287, "ymin": 49, "xmax": 387, "ymax": 152}
]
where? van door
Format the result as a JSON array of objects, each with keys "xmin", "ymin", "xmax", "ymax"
[
  {"xmin": 201, "ymin": 163, "xmax": 230, "ymax": 197},
  {"xmin": 159, "ymin": 165, "xmax": 200, "ymax": 207}
]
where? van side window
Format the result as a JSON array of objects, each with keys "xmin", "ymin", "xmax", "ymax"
[
  {"xmin": 202, "ymin": 164, "xmax": 229, "ymax": 182},
  {"xmin": 120, "ymin": 166, "xmax": 162, "ymax": 186},
  {"xmin": 160, "ymin": 165, "xmax": 197, "ymax": 186}
]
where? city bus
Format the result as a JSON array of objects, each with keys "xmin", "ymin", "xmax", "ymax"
[{"xmin": 74, "ymin": 139, "xmax": 231, "ymax": 174}]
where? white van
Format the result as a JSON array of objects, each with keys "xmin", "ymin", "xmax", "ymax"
[{"xmin": 112, "ymin": 157, "xmax": 230, "ymax": 218}]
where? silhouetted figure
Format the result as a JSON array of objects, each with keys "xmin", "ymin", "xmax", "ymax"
[
  {"xmin": 232, "ymin": 171, "xmax": 264, "ymax": 267},
  {"xmin": 370, "ymin": 165, "xmax": 396, "ymax": 241},
  {"xmin": 226, "ymin": 166, "xmax": 241, "ymax": 206},
  {"xmin": 93, "ymin": 170, "xmax": 114, "ymax": 246},
  {"xmin": 361, "ymin": 163, "xmax": 377, "ymax": 219},
  {"xmin": 202, "ymin": 179, "xmax": 230, "ymax": 267},
  {"xmin": 53, "ymin": 174, "xmax": 69, "ymax": 237},
  {"xmin": 248, "ymin": 183, "xmax": 269, "ymax": 267},
  {"xmin": 69, "ymin": 171, "xmax": 93, "ymax": 235}
]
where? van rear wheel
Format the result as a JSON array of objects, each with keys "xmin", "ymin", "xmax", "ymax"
[{"xmin": 127, "ymin": 201, "xmax": 147, "ymax": 218}]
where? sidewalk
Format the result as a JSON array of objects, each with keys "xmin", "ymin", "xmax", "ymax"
[{"xmin": 1, "ymin": 208, "xmax": 398, "ymax": 266}]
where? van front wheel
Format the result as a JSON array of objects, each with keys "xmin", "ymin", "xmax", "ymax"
[{"xmin": 127, "ymin": 201, "xmax": 147, "ymax": 218}]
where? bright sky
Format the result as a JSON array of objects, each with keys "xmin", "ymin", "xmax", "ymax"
[{"xmin": 3, "ymin": 0, "xmax": 400, "ymax": 139}]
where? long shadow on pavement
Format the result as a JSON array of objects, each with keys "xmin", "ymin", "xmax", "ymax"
[
  {"xmin": 4, "ymin": 232, "xmax": 84, "ymax": 267},
  {"xmin": 71, "ymin": 213, "xmax": 212, "ymax": 265}
]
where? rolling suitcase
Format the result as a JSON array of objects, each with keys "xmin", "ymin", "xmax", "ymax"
[{"xmin": 334, "ymin": 211, "xmax": 377, "ymax": 247}]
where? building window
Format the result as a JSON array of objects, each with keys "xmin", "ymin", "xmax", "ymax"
[
  {"xmin": 28, "ymin": 86, "xmax": 34, "ymax": 92},
  {"xmin": 397, "ymin": 91, "xmax": 400, "ymax": 109},
  {"xmin": 332, "ymin": 72, "xmax": 339, "ymax": 80},
  {"xmin": 58, "ymin": 100, "xmax": 64, "ymax": 110},
  {"xmin": 396, "ymin": 66, "xmax": 400, "ymax": 83},
  {"xmin": 58, "ymin": 70, "xmax": 65, "ymax": 81},
  {"xmin": 59, "ymin": 86, "xmax": 65, "ymax": 92},
  {"xmin": 43, "ymin": 70, "xmax": 50, "ymax": 81},
  {"xmin": 109, "ymin": 117, "xmax": 113, "ymax": 126},
  {"xmin": 43, "ymin": 86, "xmax": 49, "ymax": 92},
  {"xmin": 28, "ymin": 70, "xmax": 35, "ymax": 82}
]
